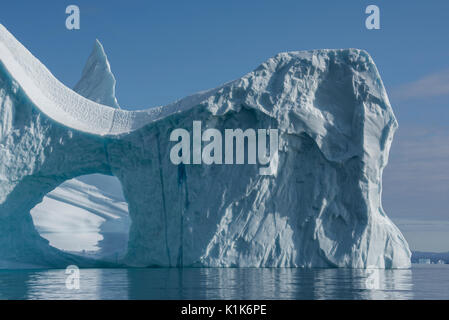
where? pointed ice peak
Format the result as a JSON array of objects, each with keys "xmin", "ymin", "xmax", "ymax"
[{"xmin": 73, "ymin": 39, "xmax": 120, "ymax": 109}]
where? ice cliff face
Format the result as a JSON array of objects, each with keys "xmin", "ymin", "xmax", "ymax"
[{"xmin": 0, "ymin": 24, "xmax": 411, "ymax": 268}]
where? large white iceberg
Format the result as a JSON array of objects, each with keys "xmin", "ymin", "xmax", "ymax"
[{"xmin": 0, "ymin": 24, "xmax": 411, "ymax": 268}]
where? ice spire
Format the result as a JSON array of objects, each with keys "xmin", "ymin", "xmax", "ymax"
[{"xmin": 74, "ymin": 39, "xmax": 120, "ymax": 108}]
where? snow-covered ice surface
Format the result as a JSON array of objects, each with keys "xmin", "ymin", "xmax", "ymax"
[
  {"xmin": 0, "ymin": 24, "xmax": 411, "ymax": 268},
  {"xmin": 0, "ymin": 24, "xmax": 219, "ymax": 136}
]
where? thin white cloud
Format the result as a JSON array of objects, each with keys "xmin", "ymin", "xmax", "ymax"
[
  {"xmin": 391, "ymin": 218, "xmax": 449, "ymax": 252},
  {"xmin": 390, "ymin": 69, "xmax": 449, "ymax": 101},
  {"xmin": 382, "ymin": 125, "xmax": 449, "ymax": 251},
  {"xmin": 384, "ymin": 126, "xmax": 449, "ymax": 195}
]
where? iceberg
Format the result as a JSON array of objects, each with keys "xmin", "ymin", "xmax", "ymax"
[
  {"xmin": 0, "ymin": 24, "xmax": 411, "ymax": 268},
  {"xmin": 30, "ymin": 39, "xmax": 130, "ymax": 260},
  {"xmin": 73, "ymin": 39, "xmax": 120, "ymax": 109}
]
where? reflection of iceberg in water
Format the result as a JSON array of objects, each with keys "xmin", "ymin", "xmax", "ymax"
[
  {"xmin": 200, "ymin": 269, "xmax": 301, "ymax": 300},
  {"xmin": 199, "ymin": 268, "xmax": 414, "ymax": 300},
  {"xmin": 353, "ymin": 269, "xmax": 414, "ymax": 299},
  {"xmin": 379, "ymin": 269, "xmax": 414, "ymax": 299},
  {"xmin": 0, "ymin": 267, "xmax": 416, "ymax": 299},
  {"xmin": 313, "ymin": 268, "xmax": 413, "ymax": 299},
  {"xmin": 125, "ymin": 268, "xmax": 413, "ymax": 299},
  {"xmin": 0, "ymin": 270, "xmax": 29, "ymax": 299},
  {"xmin": 26, "ymin": 269, "xmax": 103, "ymax": 300},
  {"xmin": 24, "ymin": 269, "xmax": 129, "ymax": 299}
]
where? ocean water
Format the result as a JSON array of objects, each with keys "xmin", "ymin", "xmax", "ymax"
[{"xmin": 0, "ymin": 264, "xmax": 447, "ymax": 300}]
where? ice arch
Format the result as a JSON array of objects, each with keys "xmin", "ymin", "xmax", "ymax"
[
  {"xmin": 0, "ymin": 24, "xmax": 411, "ymax": 268},
  {"xmin": 30, "ymin": 174, "xmax": 130, "ymax": 260}
]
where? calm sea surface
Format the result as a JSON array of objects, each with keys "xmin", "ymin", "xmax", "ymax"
[{"xmin": 0, "ymin": 264, "xmax": 447, "ymax": 300}]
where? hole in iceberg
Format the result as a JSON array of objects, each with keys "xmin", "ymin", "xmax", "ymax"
[{"xmin": 30, "ymin": 174, "xmax": 130, "ymax": 262}]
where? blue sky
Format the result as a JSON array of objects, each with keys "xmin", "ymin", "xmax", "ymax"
[{"xmin": 2, "ymin": 0, "xmax": 449, "ymax": 251}]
